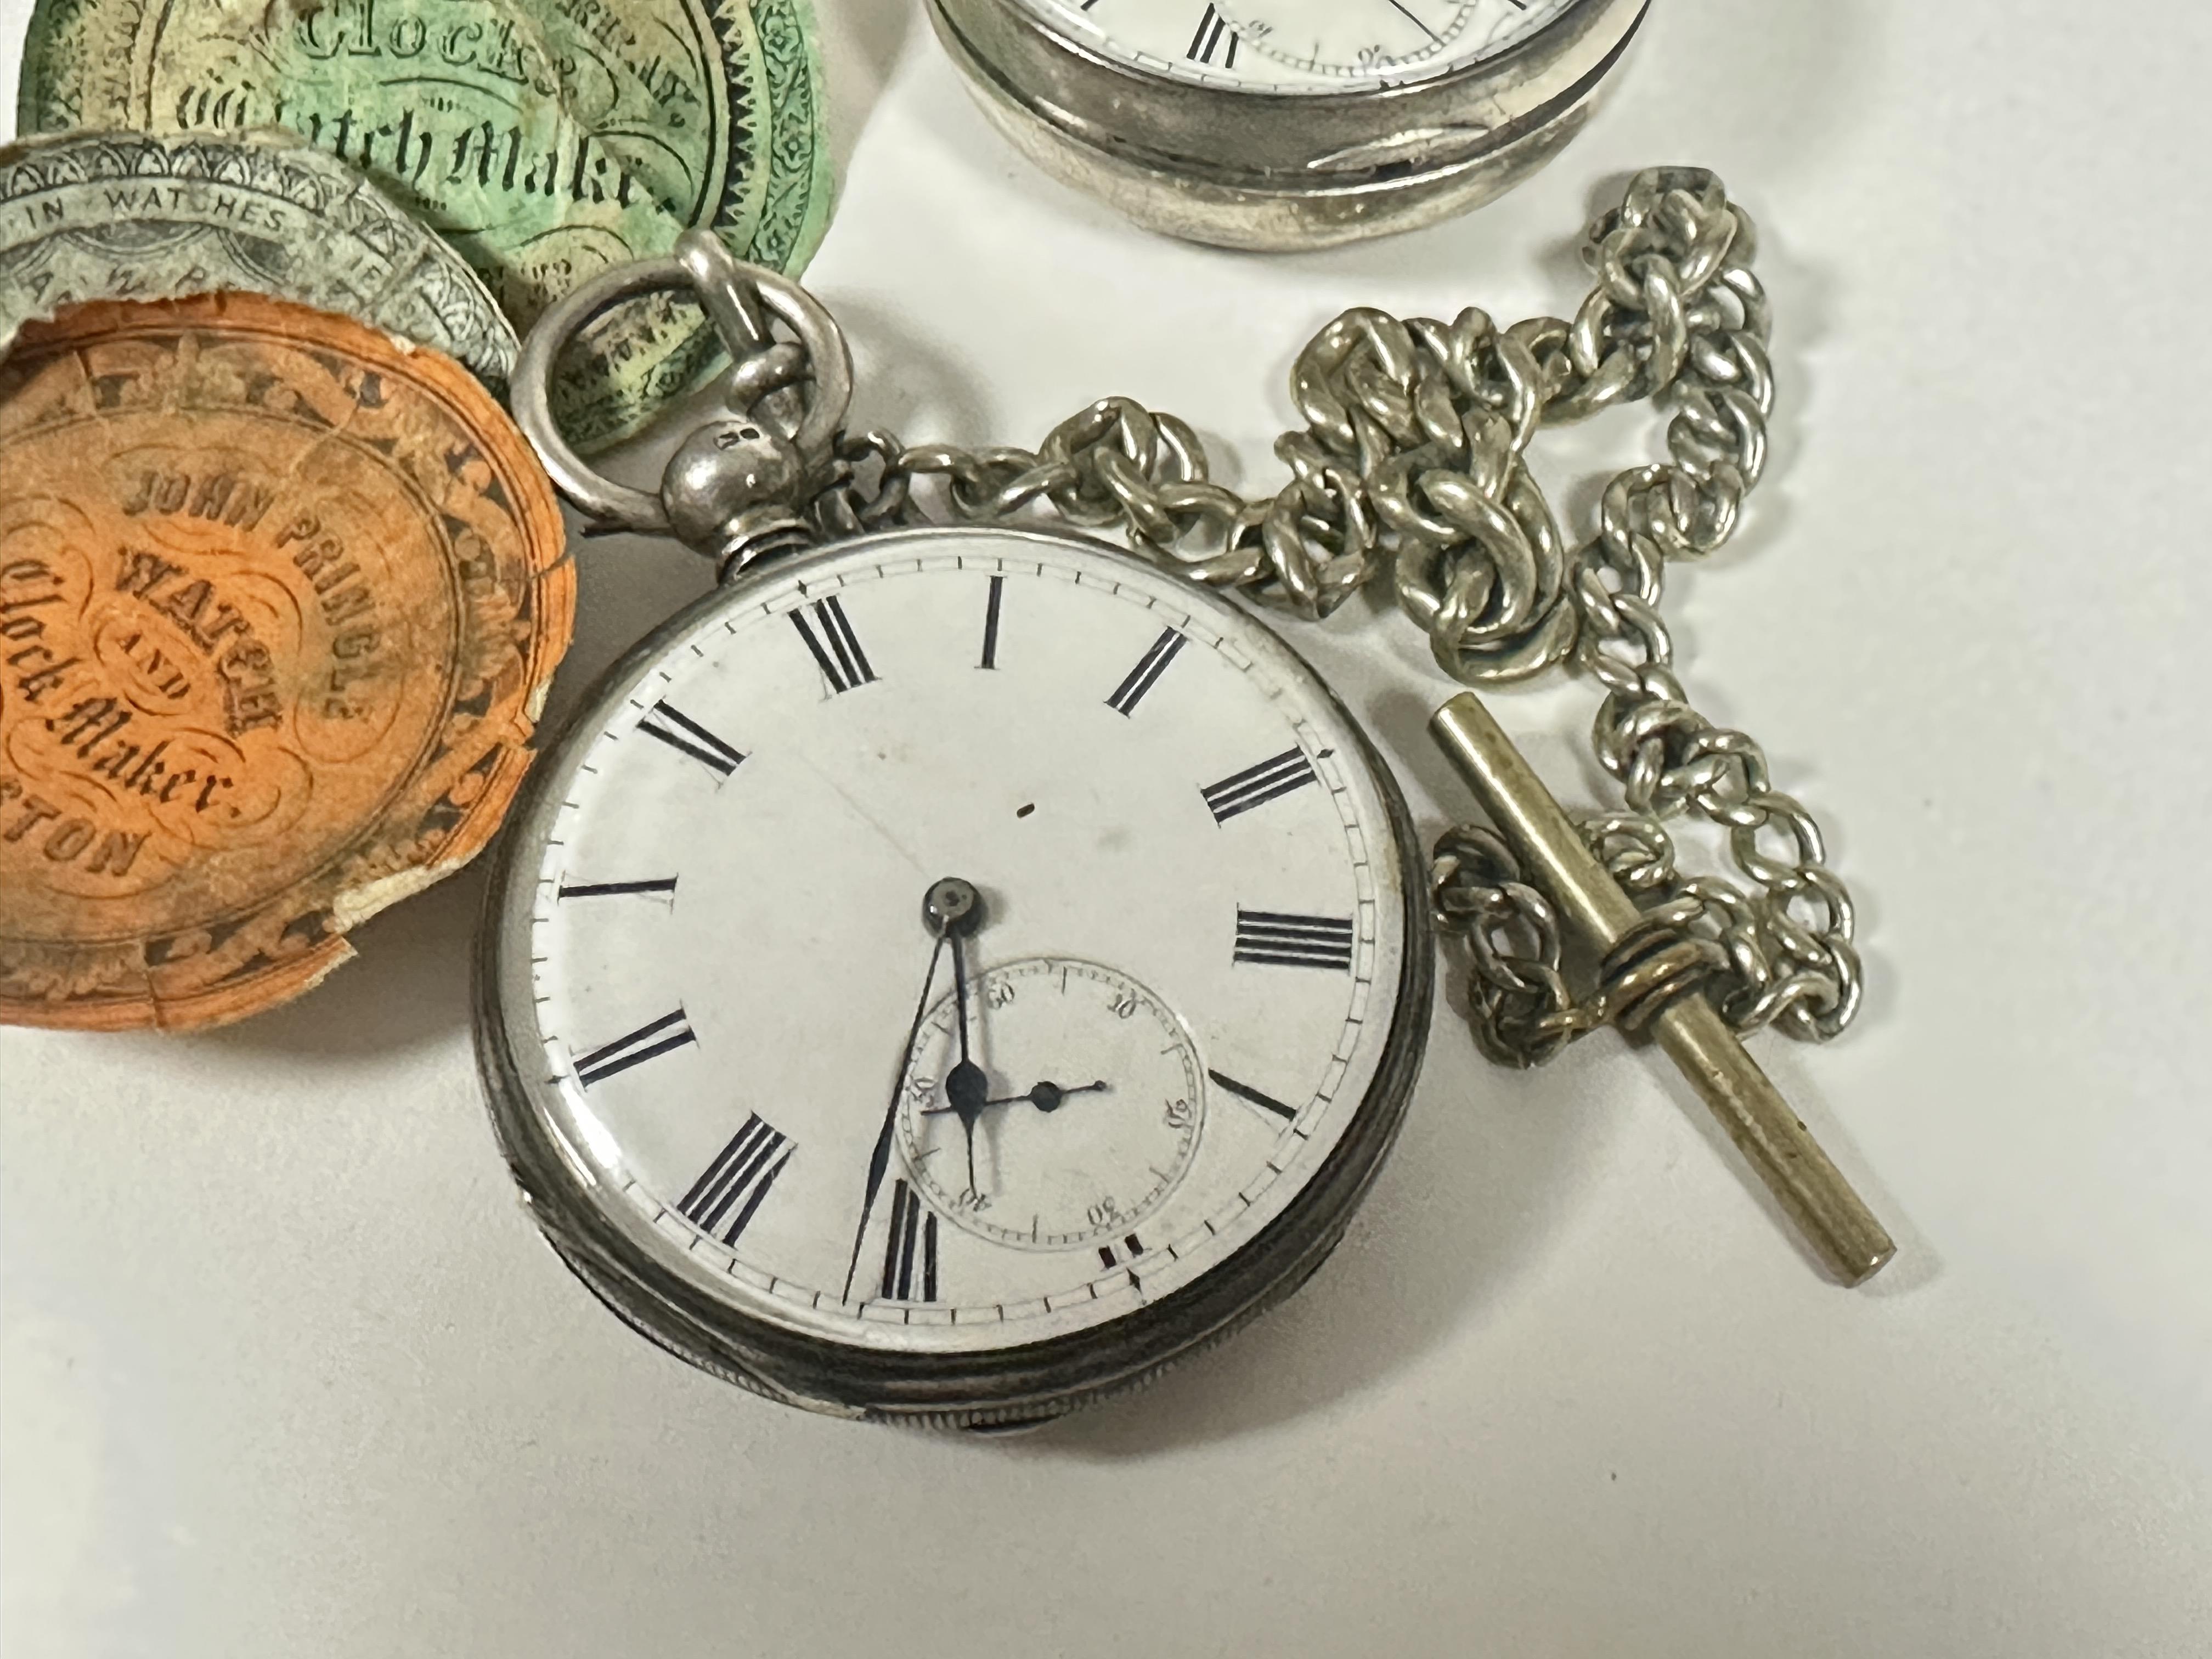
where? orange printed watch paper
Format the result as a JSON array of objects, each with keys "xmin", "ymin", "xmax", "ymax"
[{"xmin": 0, "ymin": 291, "xmax": 573, "ymax": 1030}]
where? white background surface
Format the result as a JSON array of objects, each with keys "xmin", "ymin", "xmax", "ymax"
[{"xmin": 5, "ymin": 2, "xmax": 2211, "ymax": 1654}]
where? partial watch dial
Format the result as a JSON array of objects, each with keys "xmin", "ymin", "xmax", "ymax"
[
  {"xmin": 1011, "ymin": 0, "xmax": 1581, "ymax": 93},
  {"xmin": 488, "ymin": 526, "xmax": 1419, "ymax": 1366}
]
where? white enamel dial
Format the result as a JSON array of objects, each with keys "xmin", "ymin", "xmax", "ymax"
[
  {"xmin": 1011, "ymin": 0, "xmax": 1580, "ymax": 94},
  {"xmin": 503, "ymin": 527, "xmax": 1412, "ymax": 1358}
]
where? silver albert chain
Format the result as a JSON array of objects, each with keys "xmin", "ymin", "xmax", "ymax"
[{"xmin": 512, "ymin": 167, "xmax": 1895, "ymax": 1285}]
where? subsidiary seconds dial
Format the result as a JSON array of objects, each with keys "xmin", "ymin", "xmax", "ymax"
[
  {"xmin": 479, "ymin": 523, "xmax": 1429, "ymax": 1420},
  {"xmin": 898, "ymin": 957, "xmax": 1205, "ymax": 1252}
]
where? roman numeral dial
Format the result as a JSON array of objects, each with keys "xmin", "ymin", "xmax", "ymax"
[
  {"xmin": 1202, "ymin": 747, "xmax": 1319, "ymax": 822},
  {"xmin": 573, "ymin": 1009, "xmax": 696, "ymax": 1088},
  {"xmin": 636, "ymin": 701, "xmax": 746, "ymax": 777},
  {"xmin": 980, "ymin": 573, "xmax": 1006, "ymax": 669},
  {"xmin": 677, "ymin": 1115, "xmax": 794, "ymax": 1246},
  {"xmin": 515, "ymin": 533, "xmax": 1414, "ymax": 1364},
  {"xmin": 1209, "ymin": 1068, "xmax": 1297, "ymax": 1122},
  {"xmin": 1107, "ymin": 627, "xmax": 1186, "ymax": 715},
  {"xmin": 1188, "ymin": 3, "xmax": 1239, "ymax": 66},
  {"xmin": 558, "ymin": 877, "xmax": 678, "ymax": 900},
  {"xmin": 1235, "ymin": 908, "xmax": 1356, "ymax": 971},
  {"xmin": 792, "ymin": 594, "xmax": 876, "ymax": 693},
  {"xmin": 881, "ymin": 1179, "xmax": 940, "ymax": 1302}
]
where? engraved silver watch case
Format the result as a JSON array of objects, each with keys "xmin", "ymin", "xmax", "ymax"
[{"xmin": 929, "ymin": 0, "xmax": 1650, "ymax": 249}]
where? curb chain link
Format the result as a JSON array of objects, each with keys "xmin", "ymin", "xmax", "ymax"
[{"xmin": 798, "ymin": 167, "xmax": 1859, "ymax": 1066}]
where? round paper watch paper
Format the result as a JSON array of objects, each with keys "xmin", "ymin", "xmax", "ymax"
[
  {"xmin": 0, "ymin": 129, "xmax": 517, "ymax": 385},
  {"xmin": 0, "ymin": 292, "xmax": 570, "ymax": 1031},
  {"xmin": 18, "ymin": 0, "xmax": 834, "ymax": 449}
]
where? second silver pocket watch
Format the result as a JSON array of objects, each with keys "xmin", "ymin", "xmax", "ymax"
[{"xmin": 930, "ymin": 0, "xmax": 1649, "ymax": 247}]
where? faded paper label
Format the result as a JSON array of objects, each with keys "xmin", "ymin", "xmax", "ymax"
[
  {"xmin": 0, "ymin": 292, "xmax": 573, "ymax": 1031},
  {"xmin": 0, "ymin": 128, "xmax": 517, "ymax": 387},
  {"xmin": 18, "ymin": 0, "xmax": 834, "ymax": 449}
]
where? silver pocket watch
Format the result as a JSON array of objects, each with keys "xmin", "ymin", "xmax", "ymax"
[
  {"xmin": 929, "ymin": 0, "xmax": 1650, "ymax": 248},
  {"xmin": 482, "ymin": 178, "xmax": 1899, "ymax": 1429},
  {"xmin": 478, "ymin": 239, "xmax": 1432, "ymax": 1427}
]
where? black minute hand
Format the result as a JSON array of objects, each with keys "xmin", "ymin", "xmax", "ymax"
[{"xmin": 841, "ymin": 878, "xmax": 982, "ymax": 1303}]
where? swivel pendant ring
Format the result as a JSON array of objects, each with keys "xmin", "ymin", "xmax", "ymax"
[{"xmin": 510, "ymin": 230, "xmax": 855, "ymax": 538}]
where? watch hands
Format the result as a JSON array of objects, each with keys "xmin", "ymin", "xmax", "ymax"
[
  {"xmin": 926, "ymin": 1079, "xmax": 1110, "ymax": 1114},
  {"xmin": 998, "ymin": 1078, "xmax": 1109, "ymax": 1113},
  {"xmin": 944, "ymin": 928, "xmax": 989, "ymax": 1199},
  {"xmin": 841, "ymin": 877, "xmax": 981, "ymax": 1303},
  {"xmin": 841, "ymin": 930, "xmax": 943, "ymax": 1302}
]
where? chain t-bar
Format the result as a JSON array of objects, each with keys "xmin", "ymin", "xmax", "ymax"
[{"xmin": 1430, "ymin": 693, "xmax": 1895, "ymax": 1285}]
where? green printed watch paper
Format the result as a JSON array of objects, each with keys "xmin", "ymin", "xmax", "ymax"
[{"xmin": 19, "ymin": 0, "xmax": 836, "ymax": 449}]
